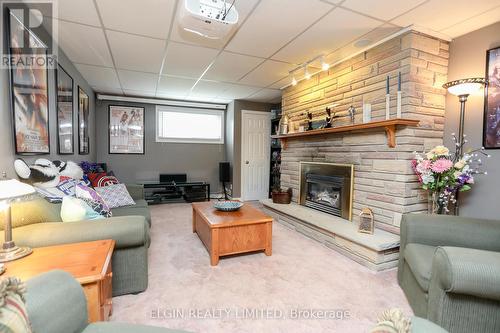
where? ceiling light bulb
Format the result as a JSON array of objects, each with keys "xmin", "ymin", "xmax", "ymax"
[
  {"xmin": 321, "ymin": 60, "xmax": 329, "ymax": 71},
  {"xmin": 304, "ymin": 68, "xmax": 311, "ymax": 80}
]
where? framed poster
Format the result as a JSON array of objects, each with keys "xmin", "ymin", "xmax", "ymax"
[
  {"xmin": 56, "ymin": 65, "xmax": 74, "ymax": 154},
  {"xmin": 484, "ymin": 46, "xmax": 500, "ymax": 149},
  {"xmin": 78, "ymin": 87, "xmax": 90, "ymax": 154},
  {"xmin": 7, "ymin": 8, "xmax": 50, "ymax": 155},
  {"xmin": 108, "ymin": 105, "xmax": 145, "ymax": 154}
]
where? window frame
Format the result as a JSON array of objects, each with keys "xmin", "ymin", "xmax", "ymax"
[{"xmin": 155, "ymin": 105, "xmax": 225, "ymax": 144}]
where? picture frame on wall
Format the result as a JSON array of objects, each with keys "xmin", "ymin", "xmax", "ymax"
[
  {"xmin": 78, "ymin": 87, "xmax": 90, "ymax": 154},
  {"xmin": 484, "ymin": 46, "xmax": 500, "ymax": 149},
  {"xmin": 56, "ymin": 65, "xmax": 74, "ymax": 154},
  {"xmin": 108, "ymin": 105, "xmax": 145, "ymax": 154},
  {"xmin": 7, "ymin": 8, "xmax": 50, "ymax": 155}
]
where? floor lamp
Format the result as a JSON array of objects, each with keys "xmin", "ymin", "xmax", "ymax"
[
  {"xmin": 0, "ymin": 179, "xmax": 36, "ymax": 262},
  {"xmin": 442, "ymin": 77, "xmax": 487, "ymax": 214}
]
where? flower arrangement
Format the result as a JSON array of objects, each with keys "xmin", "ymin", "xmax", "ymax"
[{"xmin": 412, "ymin": 134, "xmax": 489, "ymax": 214}]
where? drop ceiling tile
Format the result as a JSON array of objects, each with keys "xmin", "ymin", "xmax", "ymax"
[
  {"xmin": 246, "ymin": 88, "xmax": 282, "ymax": 103},
  {"xmin": 391, "ymin": 0, "xmax": 500, "ymax": 32},
  {"xmin": 157, "ymin": 75, "xmax": 196, "ymax": 97},
  {"xmin": 211, "ymin": 98, "xmax": 232, "ymax": 104},
  {"xmin": 217, "ymin": 84, "xmax": 262, "ymax": 100},
  {"xmin": 162, "ymin": 42, "xmax": 219, "ymax": 77},
  {"xmin": 190, "ymin": 80, "xmax": 232, "ymax": 98},
  {"xmin": 58, "ymin": 21, "xmax": 113, "ymax": 67},
  {"xmin": 268, "ymin": 76, "xmax": 290, "ymax": 89},
  {"xmin": 96, "ymin": 0, "xmax": 175, "ymax": 39},
  {"xmin": 324, "ymin": 24, "xmax": 400, "ymax": 65},
  {"xmin": 123, "ymin": 89, "xmax": 156, "ymax": 97},
  {"xmin": 440, "ymin": 5, "xmax": 500, "ymax": 38},
  {"xmin": 117, "ymin": 70, "xmax": 158, "ymax": 91},
  {"xmin": 272, "ymin": 7, "xmax": 381, "ymax": 64},
  {"xmin": 342, "ymin": 0, "xmax": 427, "ymax": 21},
  {"xmin": 239, "ymin": 60, "xmax": 294, "ymax": 87},
  {"xmin": 107, "ymin": 30, "xmax": 166, "ymax": 73},
  {"xmin": 203, "ymin": 52, "xmax": 264, "ymax": 82},
  {"xmin": 53, "ymin": 0, "xmax": 101, "ymax": 26},
  {"xmin": 226, "ymin": 0, "xmax": 334, "ymax": 58},
  {"xmin": 92, "ymin": 86, "xmax": 123, "ymax": 95},
  {"xmin": 75, "ymin": 64, "xmax": 120, "ymax": 88},
  {"xmin": 170, "ymin": 0, "xmax": 259, "ymax": 49}
]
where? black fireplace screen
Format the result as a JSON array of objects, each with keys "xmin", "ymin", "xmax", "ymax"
[{"xmin": 305, "ymin": 173, "xmax": 344, "ymax": 217}]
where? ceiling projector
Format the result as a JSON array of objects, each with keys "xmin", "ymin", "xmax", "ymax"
[{"xmin": 179, "ymin": 0, "xmax": 239, "ymax": 39}]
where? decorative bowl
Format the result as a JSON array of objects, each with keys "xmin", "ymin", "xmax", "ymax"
[{"xmin": 213, "ymin": 200, "xmax": 243, "ymax": 212}]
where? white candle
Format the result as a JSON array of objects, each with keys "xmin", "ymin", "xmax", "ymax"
[
  {"xmin": 396, "ymin": 91, "xmax": 402, "ymax": 118},
  {"xmin": 385, "ymin": 94, "xmax": 390, "ymax": 120}
]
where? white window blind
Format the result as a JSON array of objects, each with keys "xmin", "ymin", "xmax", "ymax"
[{"xmin": 156, "ymin": 106, "xmax": 224, "ymax": 144}]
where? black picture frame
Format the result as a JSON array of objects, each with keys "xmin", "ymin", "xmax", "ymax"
[
  {"xmin": 483, "ymin": 46, "xmax": 500, "ymax": 149},
  {"xmin": 6, "ymin": 8, "xmax": 50, "ymax": 155},
  {"xmin": 78, "ymin": 86, "xmax": 90, "ymax": 155},
  {"xmin": 56, "ymin": 65, "xmax": 74, "ymax": 154},
  {"xmin": 108, "ymin": 105, "xmax": 145, "ymax": 155}
]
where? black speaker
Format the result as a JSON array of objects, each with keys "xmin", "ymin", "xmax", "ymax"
[{"xmin": 219, "ymin": 162, "xmax": 230, "ymax": 182}]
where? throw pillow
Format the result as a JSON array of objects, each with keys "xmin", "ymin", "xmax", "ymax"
[
  {"xmin": 87, "ymin": 173, "xmax": 119, "ymax": 187},
  {"xmin": 34, "ymin": 178, "xmax": 78, "ymax": 203},
  {"xmin": 0, "ymin": 276, "xmax": 32, "ymax": 333},
  {"xmin": 75, "ymin": 183, "xmax": 112, "ymax": 217},
  {"xmin": 95, "ymin": 184, "xmax": 135, "ymax": 209},
  {"xmin": 60, "ymin": 197, "xmax": 104, "ymax": 222}
]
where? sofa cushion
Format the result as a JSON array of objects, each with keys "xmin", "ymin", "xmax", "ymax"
[
  {"xmin": 83, "ymin": 322, "xmax": 191, "ymax": 333},
  {"xmin": 95, "ymin": 184, "xmax": 135, "ymax": 209},
  {"xmin": 404, "ymin": 243, "xmax": 436, "ymax": 292},
  {"xmin": 112, "ymin": 205, "xmax": 151, "ymax": 227},
  {"xmin": 10, "ymin": 198, "xmax": 62, "ymax": 229}
]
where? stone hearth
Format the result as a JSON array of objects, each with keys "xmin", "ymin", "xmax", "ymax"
[{"xmin": 261, "ymin": 199, "xmax": 400, "ymax": 271}]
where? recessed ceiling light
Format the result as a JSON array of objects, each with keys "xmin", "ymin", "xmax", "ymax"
[{"xmin": 354, "ymin": 39, "xmax": 372, "ymax": 48}]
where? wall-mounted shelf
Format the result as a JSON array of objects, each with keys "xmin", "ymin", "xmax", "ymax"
[{"xmin": 271, "ymin": 119, "xmax": 420, "ymax": 149}]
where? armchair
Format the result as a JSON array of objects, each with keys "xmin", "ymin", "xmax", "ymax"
[
  {"xmin": 398, "ymin": 214, "xmax": 500, "ymax": 333},
  {"xmin": 26, "ymin": 270, "xmax": 189, "ymax": 333}
]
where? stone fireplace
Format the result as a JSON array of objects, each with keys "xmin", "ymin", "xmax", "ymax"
[{"xmin": 299, "ymin": 162, "xmax": 353, "ymax": 221}]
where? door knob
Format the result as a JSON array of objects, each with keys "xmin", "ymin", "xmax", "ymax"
[{"xmin": 245, "ymin": 161, "xmax": 249, "ymax": 164}]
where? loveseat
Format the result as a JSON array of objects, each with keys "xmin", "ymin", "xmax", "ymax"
[
  {"xmin": 3, "ymin": 184, "xmax": 150, "ymax": 296},
  {"xmin": 398, "ymin": 214, "xmax": 500, "ymax": 333},
  {"xmin": 26, "ymin": 270, "xmax": 189, "ymax": 333}
]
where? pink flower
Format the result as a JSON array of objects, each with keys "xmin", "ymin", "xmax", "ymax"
[
  {"xmin": 431, "ymin": 159, "xmax": 453, "ymax": 173},
  {"xmin": 416, "ymin": 159, "xmax": 432, "ymax": 174}
]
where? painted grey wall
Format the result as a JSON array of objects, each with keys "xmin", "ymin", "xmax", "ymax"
[
  {"xmin": 225, "ymin": 100, "xmax": 273, "ymax": 198},
  {"xmin": 444, "ymin": 21, "xmax": 500, "ymax": 219},
  {"xmin": 0, "ymin": 46, "xmax": 96, "ymax": 178},
  {"xmin": 96, "ymin": 100, "xmax": 225, "ymax": 193}
]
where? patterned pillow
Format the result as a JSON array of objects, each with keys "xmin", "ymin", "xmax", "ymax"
[
  {"xmin": 87, "ymin": 173, "xmax": 119, "ymax": 187},
  {"xmin": 95, "ymin": 184, "xmax": 135, "ymax": 209},
  {"xmin": 34, "ymin": 178, "xmax": 78, "ymax": 203},
  {"xmin": 0, "ymin": 276, "xmax": 32, "ymax": 333},
  {"xmin": 75, "ymin": 184, "xmax": 112, "ymax": 217}
]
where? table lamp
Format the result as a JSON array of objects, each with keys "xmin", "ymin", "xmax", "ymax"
[{"xmin": 0, "ymin": 179, "xmax": 36, "ymax": 262}]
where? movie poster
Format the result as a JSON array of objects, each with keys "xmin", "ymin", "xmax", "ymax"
[
  {"xmin": 78, "ymin": 87, "xmax": 90, "ymax": 154},
  {"xmin": 484, "ymin": 46, "xmax": 500, "ymax": 149},
  {"xmin": 10, "ymin": 54, "xmax": 50, "ymax": 154},
  {"xmin": 109, "ymin": 105, "xmax": 145, "ymax": 154},
  {"xmin": 57, "ymin": 66, "xmax": 74, "ymax": 154}
]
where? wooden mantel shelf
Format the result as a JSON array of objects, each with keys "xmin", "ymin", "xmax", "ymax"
[{"xmin": 271, "ymin": 118, "xmax": 420, "ymax": 149}]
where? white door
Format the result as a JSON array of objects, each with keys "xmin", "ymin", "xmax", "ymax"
[{"xmin": 241, "ymin": 110, "xmax": 271, "ymax": 201}]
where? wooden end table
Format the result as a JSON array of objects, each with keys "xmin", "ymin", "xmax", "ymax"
[
  {"xmin": 192, "ymin": 202, "xmax": 273, "ymax": 266},
  {"xmin": 3, "ymin": 240, "xmax": 114, "ymax": 323}
]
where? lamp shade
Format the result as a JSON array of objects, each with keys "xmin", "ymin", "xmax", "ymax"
[
  {"xmin": 443, "ymin": 77, "xmax": 486, "ymax": 96},
  {"xmin": 0, "ymin": 179, "xmax": 35, "ymax": 201}
]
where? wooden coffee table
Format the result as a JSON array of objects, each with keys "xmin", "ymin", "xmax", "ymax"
[
  {"xmin": 4, "ymin": 240, "xmax": 114, "ymax": 323},
  {"xmin": 192, "ymin": 202, "xmax": 273, "ymax": 266}
]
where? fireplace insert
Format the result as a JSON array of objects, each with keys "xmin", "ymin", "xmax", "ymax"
[{"xmin": 305, "ymin": 173, "xmax": 344, "ymax": 217}]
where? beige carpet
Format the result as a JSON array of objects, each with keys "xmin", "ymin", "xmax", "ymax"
[{"xmin": 111, "ymin": 203, "xmax": 412, "ymax": 332}]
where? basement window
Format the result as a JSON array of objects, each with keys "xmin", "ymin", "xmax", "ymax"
[{"xmin": 156, "ymin": 106, "xmax": 224, "ymax": 144}]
